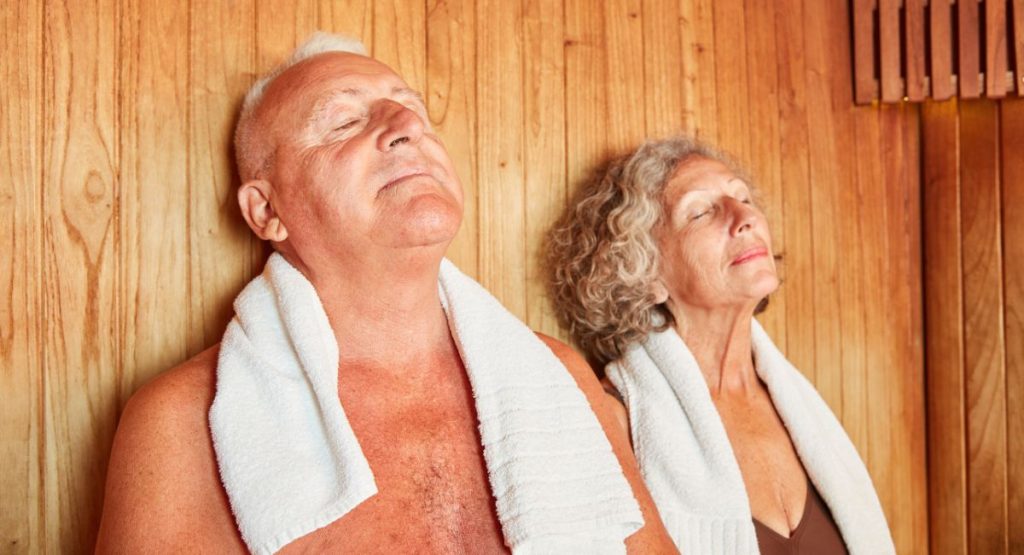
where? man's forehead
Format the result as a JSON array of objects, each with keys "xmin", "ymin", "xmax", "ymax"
[{"xmin": 262, "ymin": 52, "xmax": 410, "ymax": 111}]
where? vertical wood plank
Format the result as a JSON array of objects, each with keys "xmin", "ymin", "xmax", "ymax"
[
  {"xmin": 922, "ymin": 98, "xmax": 968, "ymax": 555},
  {"xmin": 476, "ymin": 0, "xmax": 526, "ymax": 316},
  {"xmin": 959, "ymin": 0, "xmax": 982, "ymax": 98},
  {"xmin": 932, "ymin": 0, "xmax": 955, "ymax": 100},
  {"xmin": 426, "ymin": 0, "xmax": 478, "ymax": 279},
  {"xmin": 880, "ymin": 101, "xmax": 928, "ymax": 554},
  {"xmin": 42, "ymin": 0, "xmax": 120, "ymax": 549},
  {"xmin": 319, "ymin": 0, "xmax": 373, "ymax": 42},
  {"xmin": 960, "ymin": 100, "xmax": 1007, "ymax": 555},
  {"xmin": 1000, "ymin": 98, "xmax": 1024, "ymax": 553},
  {"xmin": 801, "ymin": 0, "xmax": 845, "ymax": 415},
  {"xmin": 120, "ymin": 0, "xmax": 191, "ymax": 405},
  {"xmin": 986, "ymin": 0, "xmax": 1008, "ymax": 97},
  {"xmin": 743, "ymin": 0, "xmax": 785, "ymax": 346},
  {"xmin": 523, "ymin": 0, "xmax": 566, "ymax": 337},
  {"xmin": 1014, "ymin": 0, "xmax": 1024, "ymax": 95},
  {"xmin": 188, "ymin": 1, "xmax": 259, "ymax": 358},
  {"xmin": 0, "ymin": 2, "xmax": 44, "ymax": 552},
  {"xmin": 679, "ymin": 0, "xmax": 718, "ymax": 140},
  {"xmin": 642, "ymin": 0, "xmax": 684, "ymax": 138},
  {"xmin": 565, "ymin": 0, "xmax": 609, "ymax": 187},
  {"xmin": 879, "ymin": 0, "xmax": 902, "ymax": 102},
  {"xmin": 774, "ymin": 0, "xmax": 816, "ymax": 377},
  {"xmin": 853, "ymin": 0, "xmax": 877, "ymax": 104},
  {"xmin": 255, "ymin": 0, "xmax": 318, "ymax": 75},
  {"xmin": 373, "ymin": 0, "xmax": 427, "ymax": 93},
  {"xmin": 712, "ymin": 0, "xmax": 750, "ymax": 162},
  {"xmin": 604, "ymin": 0, "xmax": 646, "ymax": 155},
  {"xmin": 905, "ymin": 0, "xmax": 926, "ymax": 101}
]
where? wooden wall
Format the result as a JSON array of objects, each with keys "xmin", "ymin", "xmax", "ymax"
[
  {"xmin": 923, "ymin": 97, "xmax": 1024, "ymax": 554},
  {"xmin": 1, "ymin": 0, "xmax": 928, "ymax": 552}
]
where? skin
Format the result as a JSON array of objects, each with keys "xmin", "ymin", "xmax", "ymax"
[
  {"xmin": 618, "ymin": 157, "xmax": 809, "ymax": 539},
  {"xmin": 95, "ymin": 52, "xmax": 675, "ymax": 554}
]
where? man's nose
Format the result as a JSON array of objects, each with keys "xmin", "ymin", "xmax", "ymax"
[{"xmin": 375, "ymin": 100, "xmax": 425, "ymax": 151}]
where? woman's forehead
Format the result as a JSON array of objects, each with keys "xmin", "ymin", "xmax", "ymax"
[{"xmin": 666, "ymin": 158, "xmax": 743, "ymax": 196}]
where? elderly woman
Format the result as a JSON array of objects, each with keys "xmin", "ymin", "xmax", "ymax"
[{"xmin": 546, "ymin": 137, "xmax": 894, "ymax": 555}]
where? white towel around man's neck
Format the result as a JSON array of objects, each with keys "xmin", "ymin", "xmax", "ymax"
[
  {"xmin": 604, "ymin": 319, "xmax": 894, "ymax": 555},
  {"xmin": 209, "ymin": 253, "xmax": 643, "ymax": 555}
]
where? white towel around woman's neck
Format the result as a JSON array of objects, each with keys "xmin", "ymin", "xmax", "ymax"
[
  {"xmin": 209, "ymin": 253, "xmax": 643, "ymax": 555},
  {"xmin": 604, "ymin": 319, "xmax": 894, "ymax": 555}
]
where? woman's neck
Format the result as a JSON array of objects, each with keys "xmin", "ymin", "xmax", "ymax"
[{"xmin": 670, "ymin": 303, "xmax": 759, "ymax": 398}]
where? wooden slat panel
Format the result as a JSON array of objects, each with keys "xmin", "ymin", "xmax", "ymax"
[
  {"xmin": 603, "ymin": 0, "xmax": 646, "ymax": 155},
  {"xmin": 905, "ymin": 0, "xmax": 926, "ymax": 101},
  {"xmin": 320, "ymin": 0, "xmax": 373, "ymax": 43},
  {"xmin": 678, "ymin": 0, "xmax": 717, "ymax": 140},
  {"xmin": 426, "ymin": 0, "xmax": 479, "ymax": 277},
  {"xmin": 0, "ymin": 2, "xmax": 43, "ymax": 553},
  {"xmin": 641, "ymin": 0, "xmax": 684, "ymax": 138},
  {"xmin": 120, "ymin": 0, "xmax": 191, "ymax": 407},
  {"xmin": 42, "ymin": 0, "xmax": 120, "ymax": 549},
  {"xmin": 986, "ymin": 0, "xmax": 1008, "ymax": 97},
  {"xmin": 523, "ymin": 0, "xmax": 565, "ymax": 337},
  {"xmin": 187, "ymin": 1, "xmax": 259, "ymax": 358},
  {"xmin": 922, "ymin": 98, "xmax": 969, "ymax": 555},
  {"xmin": 373, "ymin": 0, "xmax": 427, "ymax": 93},
  {"xmin": 476, "ymin": 0, "xmax": 526, "ymax": 316},
  {"xmin": 801, "ymin": 0, "xmax": 845, "ymax": 414},
  {"xmin": 1014, "ymin": 0, "xmax": 1024, "ymax": 95},
  {"xmin": 564, "ymin": 0, "xmax": 609, "ymax": 188},
  {"xmin": 743, "ymin": 0, "xmax": 785, "ymax": 345},
  {"xmin": 880, "ymin": 0, "xmax": 902, "ymax": 102},
  {"xmin": 1000, "ymin": 98, "xmax": 1024, "ymax": 553},
  {"xmin": 960, "ymin": 100, "xmax": 1007, "ymax": 555},
  {"xmin": 932, "ymin": 0, "xmax": 955, "ymax": 100},
  {"xmin": 712, "ymin": 0, "xmax": 751, "ymax": 162},
  {"xmin": 881, "ymin": 102, "xmax": 928, "ymax": 553},
  {"xmin": 255, "ymin": 0, "xmax": 318, "ymax": 74},
  {"xmin": 853, "ymin": 0, "xmax": 876, "ymax": 104},
  {"xmin": 775, "ymin": 0, "xmax": 816, "ymax": 376},
  {"xmin": 959, "ymin": 0, "xmax": 982, "ymax": 98}
]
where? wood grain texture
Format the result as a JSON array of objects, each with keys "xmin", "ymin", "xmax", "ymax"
[
  {"xmin": 1015, "ymin": 0, "xmax": 1024, "ymax": 95},
  {"xmin": 42, "ymin": 0, "xmax": 120, "ymax": 550},
  {"xmin": 959, "ymin": 0, "xmax": 982, "ymax": 98},
  {"xmin": 999, "ymin": 98, "xmax": 1024, "ymax": 553},
  {"xmin": 522, "ymin": 0, "xmax": 566, "ymax": 337},
  {"xmin": 1, "ymin": 1, "xmax": 937, "ymax": 551},
  {"xmin": 426, "ymin": 0, "xmax": 478, "ymax": 277},
  {"xmin": 923, "ymin": 98, "xmax": 968, "ymax": 555},
  {"xmin": 0, "ymin": 2, "xmax": 44, "ymax": 553},
  {"xmin": 959, "ymin": 100, "xmax": 1008, "ymax": 555},
  {"xmin": 932, "ymin": 0, "xmax": 955, "ymax": 100}
]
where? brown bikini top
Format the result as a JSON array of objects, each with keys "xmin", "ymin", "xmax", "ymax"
[{"xmin": 752, "ymin": 480, "xmax": 848, "ymax": 555}]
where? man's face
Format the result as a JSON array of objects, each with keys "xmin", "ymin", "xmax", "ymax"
[{"xmin": 256, "ymin": 52, "xmax": 463, "ymax": 259}]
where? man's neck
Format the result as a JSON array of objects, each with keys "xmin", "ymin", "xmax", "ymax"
[{"xmin": 283, "ymin": 248, "xmax": 454, "ymax": 370}]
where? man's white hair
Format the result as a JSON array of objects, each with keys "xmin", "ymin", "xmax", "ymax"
[{"xmin": 235, "ymin": 32, "xmax": 368, "ymax": 182}]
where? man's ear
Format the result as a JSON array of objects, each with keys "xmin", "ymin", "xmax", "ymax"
[{"xmin": 238, "ymin": 180, "xmax": 288, "ymax": 242}]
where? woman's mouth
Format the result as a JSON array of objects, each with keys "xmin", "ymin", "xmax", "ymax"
[{"xmin": 731, "ymin": 246, "xmax": 768, "ymax": 265}]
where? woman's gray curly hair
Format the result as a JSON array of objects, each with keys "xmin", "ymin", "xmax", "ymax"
[{"xmin": 546, "ymin": 136, "xmax": 751, "ymax": 365}]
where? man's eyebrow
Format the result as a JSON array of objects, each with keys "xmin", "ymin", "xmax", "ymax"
[{"xmin": 393, "ymin": 87, "xmax": 426, "ymax": 104}]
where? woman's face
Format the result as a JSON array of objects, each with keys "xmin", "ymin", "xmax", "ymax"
[{"xmin": 655, "ymin": 157, "xmax": 779, "ymax": 314}]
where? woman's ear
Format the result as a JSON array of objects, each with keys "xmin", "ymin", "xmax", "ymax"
[
  {"xmin": 651, "ymin": 279, "xmax": 669, "ymax": 304},
  {"xmin": 238, "ymin": 180, "xmax": 288, "ymax": 242}
]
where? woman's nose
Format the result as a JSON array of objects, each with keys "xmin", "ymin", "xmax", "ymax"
[
  {"xmin": 375, "ymin": 100, "xmax": 425, "ymax": 151},
  {"xmin": 727, "ymin": 198, "xmax": 757, "ymax": 236}
]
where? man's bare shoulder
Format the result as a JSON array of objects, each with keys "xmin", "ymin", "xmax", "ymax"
[
  {"xmin": 534, "ymin": 332, "xmax": 677, "ymax": 554},
  {"xmin": 96, "ymin": 344, "xmax": 245, "ymax": 553}
]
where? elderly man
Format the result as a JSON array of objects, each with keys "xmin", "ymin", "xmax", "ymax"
[{"xmin": 95, "ymin": 34, "xmax": 674, "ymax": 554}]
